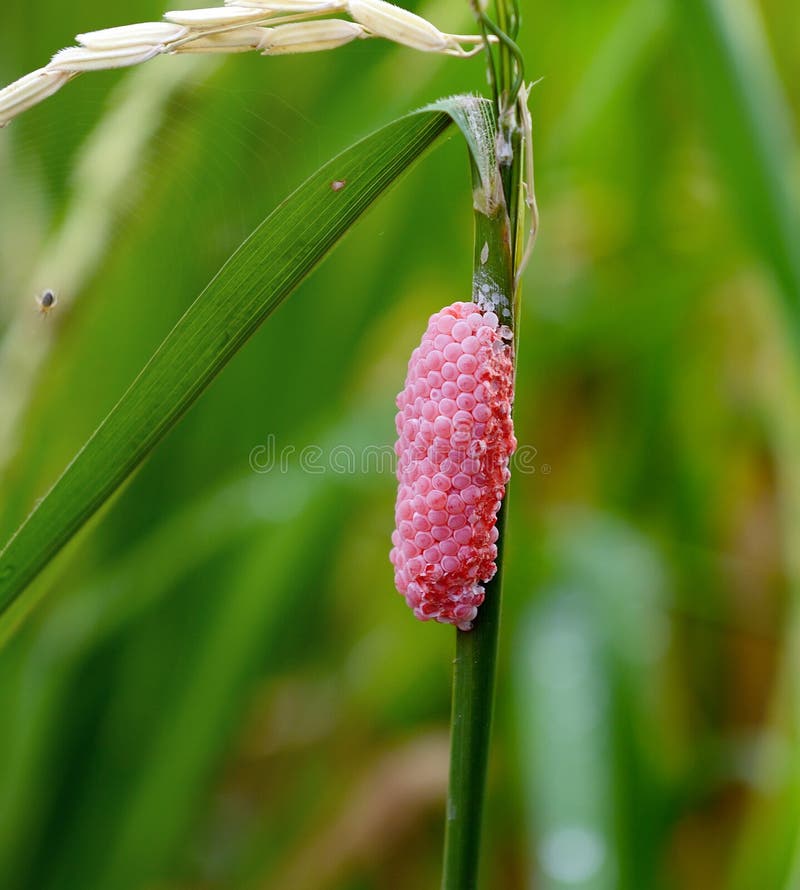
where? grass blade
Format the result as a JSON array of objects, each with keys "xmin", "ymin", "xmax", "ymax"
[
  {"xmin": 0, "ymin": 106, "xmax": 457, "ymax": 634},
  {"xmin": 672, "ymin": 0, "xmax": 800, "ymax": 333},
  {"xmin": 84, "ymin": 486, "xmax": 351, "ymax": 890}
]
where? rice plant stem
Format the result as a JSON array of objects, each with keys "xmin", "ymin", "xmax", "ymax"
[
  {"xmin": 442, "ymin": 504, "xmax": 508, "ymax": 890},
  {"xmin": 442, "ymin": 3, "xmax": 527, "ymax": 886},
  {"xmin": 442, "ymin": 203, "xmax": 515, "ymax": 890}
]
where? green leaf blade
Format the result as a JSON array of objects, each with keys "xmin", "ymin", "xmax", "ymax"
[
  {"xmin": 673, "ymin": 0, "xmax": 800, "ymax": 329},
  {"xmin": 0, "ymin": 108, "xmax": 454, "ymax": 624}
]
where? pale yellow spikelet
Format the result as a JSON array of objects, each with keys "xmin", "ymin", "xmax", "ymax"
[
  {"xmin": 226, "ymin": 0, "xmax": 346, "ymax": 11},
  {"xmin": 49, "ymin": 45, "xmax": 165, "ymax": 72},
  {"xmin": 259, "ymin": 19, "xmax": 367, "ymax": 54},
  {"xmin": 345, "ymin": 0, "xmax": 448, "ymax": 52},
  {"xmin": 164, "ymin": 6, "xmax": 274, "ymax": 27},
  {"xmin": 0, "ymin": 68, "xmax": 71, "ymax": 127},
  {"xmin": 76, "ymin": 22, "xmax": 187, "ymax": 50}
]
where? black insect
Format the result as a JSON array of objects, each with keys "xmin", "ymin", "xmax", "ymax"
[{"xmin": 37, "ymin": 289, "xmax": 57, "ymax": 316}]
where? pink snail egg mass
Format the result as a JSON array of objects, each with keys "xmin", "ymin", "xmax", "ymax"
[{"xmin": 390, "ymin": 301, "xmax": 516, "ymax": 631}]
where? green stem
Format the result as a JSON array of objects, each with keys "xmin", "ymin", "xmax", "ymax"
[
  {"xmin": 442, "ymin": 3, "xmax": 527, "ymax": 885},
  {"xmin": 442, "ymin": 500, "xmax": 507, "ymax": 889},
  {"xmin": 442, "ymin": 203, "xmax": 516, "ymax": 890}
]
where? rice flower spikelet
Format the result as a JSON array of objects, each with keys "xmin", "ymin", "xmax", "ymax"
[{"xmin": 390, "ymin": 301, "xmax": 516, "ymax": 630}]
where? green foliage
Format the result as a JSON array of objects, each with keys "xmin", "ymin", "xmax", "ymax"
[
  {"xmin": 0, "ymin": 0, "xmax": 799, "ymax": 888},
  {"xmin": 0, "ymin": 106, "xmax": 454, "ymax": 633}
]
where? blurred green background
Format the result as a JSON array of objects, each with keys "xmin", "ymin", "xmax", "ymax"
[{"xmin": 1, "ymin": 0, "xmax": 800, "ymax": 887}]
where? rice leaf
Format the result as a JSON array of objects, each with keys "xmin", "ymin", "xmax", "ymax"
[{"xmin": 0, "ymin": 96, "xmax": 493, "ymax": 640}]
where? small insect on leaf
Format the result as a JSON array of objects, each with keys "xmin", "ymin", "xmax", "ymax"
[
  {"xmin": 37, "ymin": 289, "xmax": 58, "ymax": 316},
  {"xmin": 330, "ymin": 179, "xmax": 347, "ymax": 192}
]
